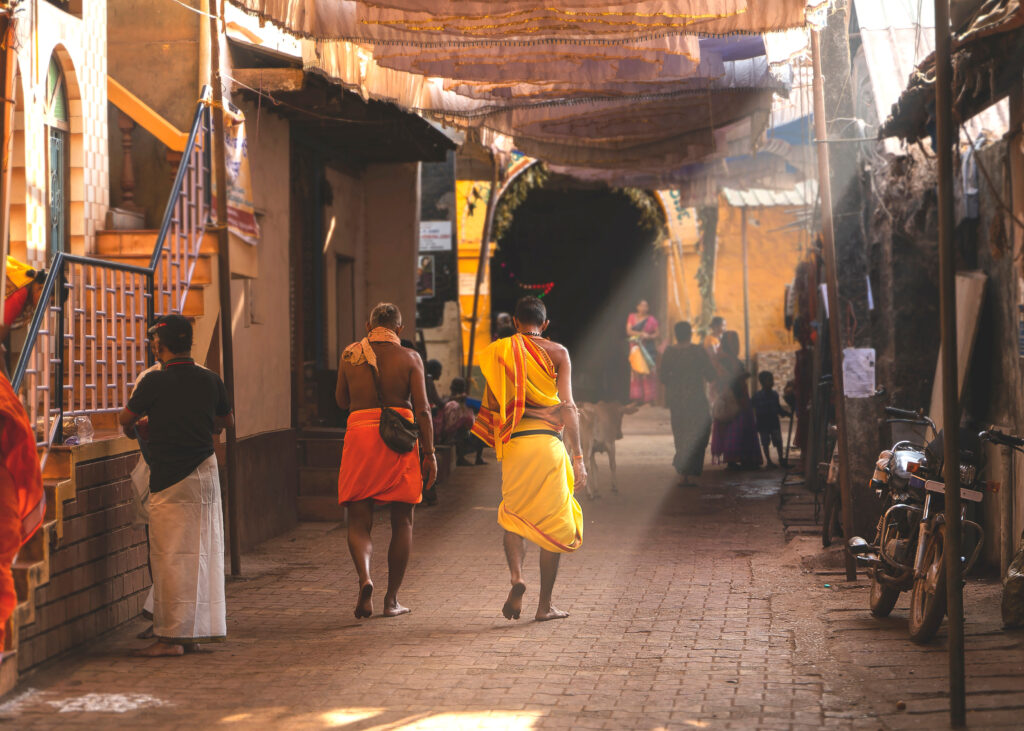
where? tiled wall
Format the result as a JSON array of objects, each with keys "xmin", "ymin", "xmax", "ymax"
[
  {"xmin": 17, "ymin": 452, "xmax": 150, "ymax": 673},
  {"xmin": 13, "ymin": 1, "xmax": 108, "ymax": 266}
]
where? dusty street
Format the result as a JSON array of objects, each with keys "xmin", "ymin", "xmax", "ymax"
[{"xmin": 1, "ymin": 408, "xmax": 1021, "ymax": 729}]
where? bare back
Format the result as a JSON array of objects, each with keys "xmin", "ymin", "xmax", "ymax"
[{"xmin": 336, "ymin": 342, "xmax": 427, "ymax": 412}]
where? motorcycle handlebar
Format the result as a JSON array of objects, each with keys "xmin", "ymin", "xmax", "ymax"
[
  {"xmin": 980, "ymin": 429, "xmax": 1024, "ymax": 448},
  {"xmin": 884, "ymin": 406, "xmax": 922, "ymax": 419}
]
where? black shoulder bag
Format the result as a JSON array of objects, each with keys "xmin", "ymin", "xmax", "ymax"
[{"xmin": 368, "ymin": 363, "xmax": 419, "ymax": 453}]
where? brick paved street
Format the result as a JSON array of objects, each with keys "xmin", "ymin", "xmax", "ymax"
[{"xmin": 1, "ymin": 408, "xmax": 1021, "ymax": 729}]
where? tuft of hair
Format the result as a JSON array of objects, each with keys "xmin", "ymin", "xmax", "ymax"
[
  {"xmin": 426, "ymin": 359, "xmax": 443, "ymax": 379},
  {"xmin": 674, "ymin": 321, "xmax": 692, "ymax": 342},
  {"xmin": 514, "ymin": 296, "xmax": 547, "ymax": 326},
  {"xmin": 369, "ymin": 302, "xmax": 402, "ymax": 329},
  {"xmin": 449, "ymin": 377, "xmax": 467, "ymax": 395},
  {"xmin": 710, "ymin": 316, "xmax": 724, "ymax": 329},
  {"xmin": 758, "ymin": 370, "xmax": 774, "ymax": 387}
]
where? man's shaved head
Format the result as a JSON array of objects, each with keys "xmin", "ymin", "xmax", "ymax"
[
  {"xmin": 369, "ymin": 302, "xmax": 402, "ymax": 330},
  {"xmin": 514, "ymin": 296, "xmax": 547, "ymax": 326}
]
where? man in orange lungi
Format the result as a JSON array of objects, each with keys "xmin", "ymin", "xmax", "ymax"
[
  {"xmin": 0, "ymin": 371, "xmax": 44, "ymax": 658},
  {"xmin": 335, "ymin": 303, "xmax": 436, "ymax": 619}
]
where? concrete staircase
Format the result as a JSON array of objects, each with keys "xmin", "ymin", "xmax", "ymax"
[{"xmin": 297, "ymin": 429, "xmax": 345, "ymax": 521}]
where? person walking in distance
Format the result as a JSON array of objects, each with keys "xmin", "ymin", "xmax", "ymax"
[
  {"xmin": 660, "ymin": 321, "xmax": 717, "ymax": 485},
  {"xmin": 335, "ymin": 303, "xmax": 437, "ymax": 618},
  {"xmin": 119, "ymin": 315, "xmax": 233, "ymax": 657},
  {"xmin": 751, "ymin": 371, "xmax": 790, "ymax": 468},
  {"xmin": 472, "ymin": 296, "xmax": 586, "ymax": 621}
]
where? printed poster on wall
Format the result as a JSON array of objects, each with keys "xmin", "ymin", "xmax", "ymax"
[
  {"xmin": 419, "ymin": 221, "xmax": 452, "ymax": 251},
  {"xmin": 417, "ymin": 255, "xmax": 436, "ymax": 299},
  {"xmin": 211, "ymin": 102, "xmax": 260, "ymax": 246}
]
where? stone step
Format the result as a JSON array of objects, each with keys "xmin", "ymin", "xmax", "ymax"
[
  {"xmin": 297, "ymin": 495, "xmax": 344, "ymax": 522},
  {"xmin": 299, "ymin": 438, "xmax": 343, "ymax": 470},
  {"xmin": 95, "ymin": 253, "xmax": 214, "ymax": 285},
  {"xmin": 299, "ymin": 467, "xmax": 337, "ymax": 497},
  {"xmin": 95, "ymin": 229, "xmax": 217, "ymax": 257}
]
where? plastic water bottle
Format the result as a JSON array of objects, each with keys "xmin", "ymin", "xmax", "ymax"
[{"xmin": 75, "ymin": 415, "xmax": 94, "ymax": 444}]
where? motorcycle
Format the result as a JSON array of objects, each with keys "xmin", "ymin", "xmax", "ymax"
[{"xmin": 847, "ymin": 406, "xmax": 1010, "ymax": 643}]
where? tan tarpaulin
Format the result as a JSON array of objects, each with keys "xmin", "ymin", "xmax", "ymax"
[{"xmin": 229, "ymin": 0, "xmax": 817, "ymax": 42}]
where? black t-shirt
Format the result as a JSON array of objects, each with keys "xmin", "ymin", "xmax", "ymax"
[{"xmin": 127, "ymin": 358, "xmax": 231, "ymax": 492}]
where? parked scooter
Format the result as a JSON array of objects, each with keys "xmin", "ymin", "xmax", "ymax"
[{"xmin": 847, "ymin": 406, "xmax": 1009, "ymax": 643}]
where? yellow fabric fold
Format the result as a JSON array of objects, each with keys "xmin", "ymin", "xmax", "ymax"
[
  {"xmin": 497, "ymin": 417, "xmax": 583, "ymax": 553},
  {"xmin": 471, "ymin": 333, "xmax": 560, "ymax": 460}
]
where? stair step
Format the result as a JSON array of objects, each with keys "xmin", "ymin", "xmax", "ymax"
[
  {"xmin": 299, "ymin": 439, "xmax": 343, "ymax": 469},
  {"xmin": 95, "ymin": 229, "xmax": 217, "ymax": 257},
  {"xmin": 297, "ymin": 496, "xmax": 344, "ymax": 522},
  {"xmin": 0, "ymin": 650, "xmax": 18, "ymax": 698},
  {"xmin": 95, "ymin": 253, "xmax": 213, "ymax": 285},
  {"xmin": 299, "ymin": 467, "xmax": 338, "ymax": 497}
]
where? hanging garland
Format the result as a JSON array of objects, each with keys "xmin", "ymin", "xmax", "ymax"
[
  {"xmin": 615, "ymin": 187, "xmax": 668, "ymax": 243},
  {"xmin": 493, "ymin": 163, "xmax": 550, "ymax": 242},
  {"xmin": 695, "ymin": 205, "xmax": 719, "ymax": 335},
  {"xmin": 498, "ymin": 261, "xmax": 554, "ymax": 298}
]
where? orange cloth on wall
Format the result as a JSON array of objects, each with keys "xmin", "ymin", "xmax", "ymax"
[
  {"xmin": 0, "ymin": 371, "xmax": 42, "ymax": 652},
  {"xmin": 338, "ymin": 408, "xmax": 422, "ymax": 505}
]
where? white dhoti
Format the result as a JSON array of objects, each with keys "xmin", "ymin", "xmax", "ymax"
[{"xmin": 149, "ymin": 454, "xmax": 226, "ymax": 644}]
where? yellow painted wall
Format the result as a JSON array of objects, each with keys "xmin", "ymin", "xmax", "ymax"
[
  {"xmin": 665, "ymin": 196, "xmax": 805, "ymax": 359},
  {"xmin": 456, "ymin": 180, "xmax": 493, "ymax": 367}
]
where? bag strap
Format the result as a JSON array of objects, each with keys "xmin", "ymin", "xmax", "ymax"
[{"xmin": 364, "ymin": 361, "xmax": 386, "ymax": 408}]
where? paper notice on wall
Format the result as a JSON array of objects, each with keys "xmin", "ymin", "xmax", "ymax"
[
  {"xmin": 843, "ymin": 347, "xmax": 876, "ymax": 398},
  {"xmin": 420, "ymin": 220, "xmax": 452, "ymax": 251},
  {"xmin": 211, "ymin": 106, "xmax": 260, "ymax": 246}
]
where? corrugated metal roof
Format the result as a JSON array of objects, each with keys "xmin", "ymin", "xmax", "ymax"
[
  {"xmin": 722, "ymin": 180, "xmax": 818, "ymax": 208},
  {"xmin": 855, "ymin": 0, "xmax": 1009, "ymax": 141}
]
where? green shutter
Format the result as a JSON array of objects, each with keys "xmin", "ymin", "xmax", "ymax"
[{"xmin": 46, "ymin": 57, "xmax": 68, "ymax": 123}]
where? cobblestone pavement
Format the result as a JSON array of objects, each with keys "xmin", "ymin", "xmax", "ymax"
[{"xmin": 1, "ymin": 409, "xmax": 1021, "ymax": 729}]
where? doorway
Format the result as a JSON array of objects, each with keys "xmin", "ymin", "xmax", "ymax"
[{"xmin": 335, "ymin": 255, "xmax": 356, "ymax": 351}]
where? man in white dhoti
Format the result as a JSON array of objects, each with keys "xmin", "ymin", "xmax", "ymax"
[{"xmin": 119, "ymin": 315, "xmax": 233, "ymax": 657}]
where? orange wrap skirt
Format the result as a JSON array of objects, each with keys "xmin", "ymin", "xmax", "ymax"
[{"xmin": 338, "ymin": 408, "xmax": 422, "ymax": 505}]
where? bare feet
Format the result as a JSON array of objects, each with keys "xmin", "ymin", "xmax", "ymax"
[
  {"xmin": 137, "ymin": 625, "xmax": 154, "ymax": 640},
  {"xmin": 132, "ymin": 641, "xmax": 184, "ymax": 657},
  {"xmin": 502, "ymin": 581, "xmax": 527, "ymax": 620},
  {"xmin": 535, "ymin": 606, "xmax": 569, "ymax": 622},
  {"xmin": 383, "ymin": 597, "xmax": 411, "ymax": 617},
  {"xmin": 355, "ymin": 581, "xmax": 374, "ymax": 619}
]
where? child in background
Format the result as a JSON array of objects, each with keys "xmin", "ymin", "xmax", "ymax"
[
  {"xmin": 751, "ymin": 371, "xmax": 790, "ymax": 467},
  {"xmin": 440, "ymin": 378, "xmax": 486, "ymax": 466}
]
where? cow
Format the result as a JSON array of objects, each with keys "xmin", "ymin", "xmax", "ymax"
[{"xmin": 577, "ymin": 401, "xmax": 638, "ymax": 499}]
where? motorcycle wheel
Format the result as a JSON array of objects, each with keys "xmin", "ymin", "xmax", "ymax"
[
  {"xmin": 908, "ymin": 524, "xmax": 947, "ymax": 644},
  {"xmin": 868, "ymin": 570, "xmax": 901, "ymax": 617}
]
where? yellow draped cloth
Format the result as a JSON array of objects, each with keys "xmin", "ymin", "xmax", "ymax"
[{"xmin": 472, "ymin": 335, "xmax": 583, "ymax": 553}]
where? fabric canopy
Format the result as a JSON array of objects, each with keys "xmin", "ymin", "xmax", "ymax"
[
  {"xmin": 230, "ymin": 0, "xmax": 821, "ymax": 42},
  {"xmin": 232, "ymin": 0, "xmax": 826, "ymax": 180}
]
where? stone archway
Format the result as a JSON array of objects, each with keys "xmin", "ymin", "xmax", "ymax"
[{"xmin": 41, "ymin": 45, "xmax": 85, "ymax": 264}]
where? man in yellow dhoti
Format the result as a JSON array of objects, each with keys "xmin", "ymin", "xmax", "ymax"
[{"xmin": 472, "ymin": 297, "xmax": 586, "ymax": 621}]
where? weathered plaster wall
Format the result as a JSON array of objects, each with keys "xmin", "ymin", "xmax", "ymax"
[
  {"xmin": 669, "ymin": 198, "xmax": 803, "ymax": 357},
  {"xmin": 323, "ymin": 166, "xmax": 367, "ymax": 368},
  {"xmin": 364, "ymin": 163, "xmax": 420, "ymax": 328},
  {"xmin": 106, "ymin": 0, "xmax": 200, "ymax": 227},
  {"xmin": 13, "ymin": 1, "xmax": 108, "ymax": 263},
  {"xmin": 229, "ymin": 99, "xmax": 291, "ymax": 439}
]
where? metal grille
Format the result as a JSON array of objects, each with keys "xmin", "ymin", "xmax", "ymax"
[{"xmin": 14, "ymin": 87, "xmax": 213, "ymax": 457}]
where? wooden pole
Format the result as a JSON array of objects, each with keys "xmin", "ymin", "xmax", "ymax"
[
  {"xmin": 741, "ymin": 207, "xmax": 751, "ymax": 374},
  {"xmin": 0, "ymin": 9, "xmax": 15, "ymax": 330},
  {"xmin": 933, "ymin": 0, "xmax": 966, "ymax": 723},
  {"xmin": 209, "ymin": 1, "xmax": 241, "ymax": 576},
  {"xmin": 465, "ymin": 156, "xmax": 500, "ymax": 384},
  {"xmin": 811, "ymin": 30, "xmax": 857, "ymax": 582}
]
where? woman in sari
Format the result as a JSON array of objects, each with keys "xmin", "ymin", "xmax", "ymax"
[
  {"xmin": 710, "ymin": 331, "xmax": 763, "ymax": 470},
  {"xmin": 626, "ymin": 299, "xmax": 659, "ymax": 404}
]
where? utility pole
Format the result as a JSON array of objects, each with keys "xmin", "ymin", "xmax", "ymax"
[
  {"xmin": 0, "ymin": 6, "xmax": 16, "ymax": 327},
  {"xmin": 209, "ymin": 0, "xmax": 241, "ymax": 576},
  {"xmin": 741, "ymin": 207, "xmax": 751, "ymax": 374},
  {"xmin": 465, "ymin": 156, "xmax": 500, "ymax": 384},
  {"xmin": 811, "ymin": 30, "xmax": 857, "ymax": 582},
  {"xmin": 933, "ymin": 0, "xmax": 966, "ymax": 724}
]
